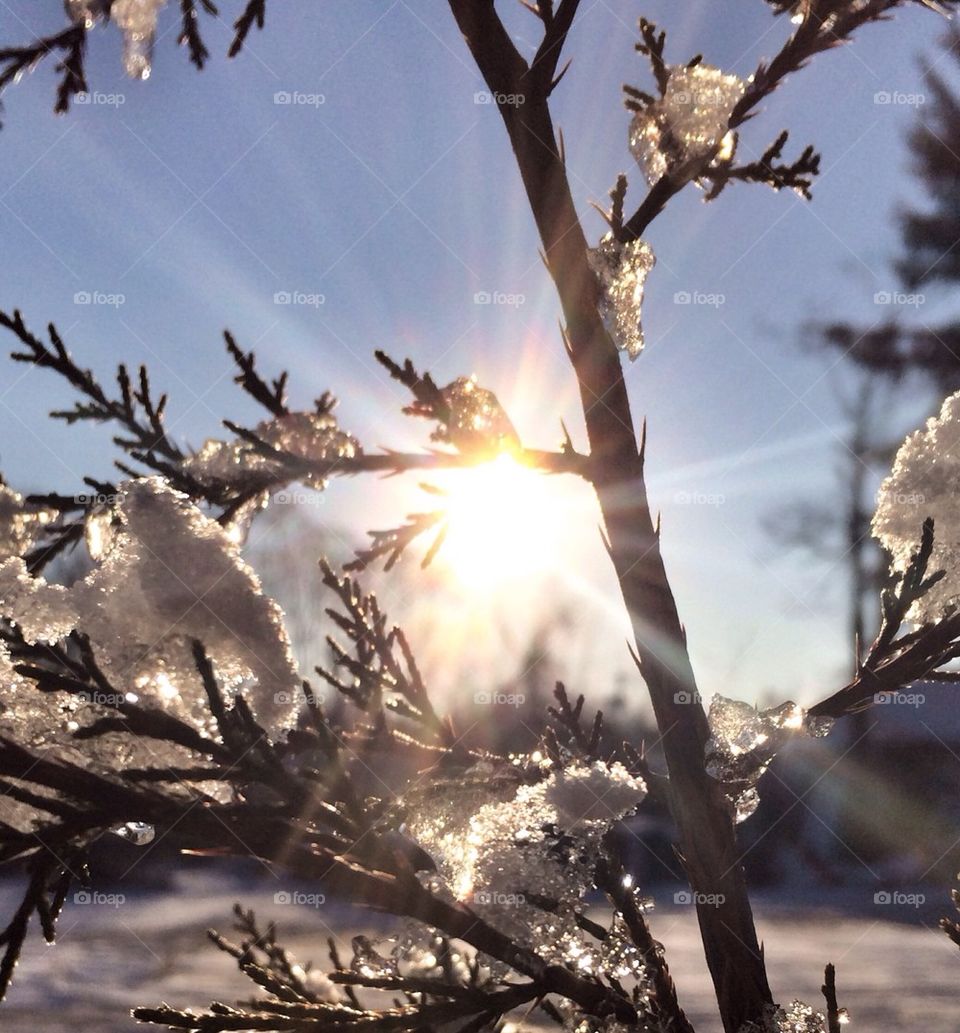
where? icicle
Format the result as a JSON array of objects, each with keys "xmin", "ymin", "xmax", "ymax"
[
  {"xmin": 705, "ymin": 695, "xmax": 833, "ymax": 823},
  {"xmin": 439, "ymin": 376, "xmax": 519, "ymax": 454},
  {"xmin": 629, "ymin": 64, "xmax": 746, "ymax": 186},
  {"xmin": 110, "ymin": 0, "xmax": 167, "ymax": 80},
  {"xmin": 873, "ymin": 388, "xmax": 960, "ymax": 622},
  {"xmin": 587, "ymin": 234, "xmax": 656, "ymax": 360},
  {"xmin": 111, "ymin": 821, "xmax": 155, "ymax": 846}
]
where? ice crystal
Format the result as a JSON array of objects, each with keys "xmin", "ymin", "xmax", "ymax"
[
  {"xmin": 0, "ymin": 558, "xmax": 79, "ymax": 643},
  {"xmin": 705, "ymin": 696, "xmax": 832, "ymax": 822},
  {"xmin": 587, "ymin": 234, "xmax": 656, "ymax": 360},
  {"xmin": 873, "ymin": 389, "xmax": 960, "ymax": 622},
  {"xmin": 0, "ymin": 483, "xmax": 56, "ymax": 561},
  {"xmin": 183, "ymin": 411, "xmax": 360, "ymax": 493},
  {"xmin": 111, "ymin": 821, "xmax": 156, "ymax": 846},
  {"xmin": 629, "ymin": 64, "xmax": 746, "ymax": 185},
  {"xmin": 406, "ymin": 760, "xmax": 646, "ymax": 966},
  {"xmin": 110, "ymin": 0, "xmax": 167, "ymax": 80},
  {"xmin": 776, "ymin": 1000, "xmax": 828, "ymax": 1032},
  {"xmin": 438, "ymin": 377, "xmax": 519, "ymax": 455},
  {"xmin": 0, "ymin": 479, "xmax": 302, "ymax": 747}
]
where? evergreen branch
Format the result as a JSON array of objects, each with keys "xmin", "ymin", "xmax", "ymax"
[
  {"xmin": 224, "ymin": 331, "xmax": 289, "ymax": 416},
  {"xmin": 344, "ymin": 509, "xmax": 446, "ymax": 574},
  {"xmin": 2, "ymin": 311, "xmax": 184, "ymax": 462},
  {"xmin": 228, "ymin": 0, "xmax": 267, "ymax": 58},
  {"xmin": 702, "ymin": 131, "xmax": 821, "ymax": 201},
  {"xmin": 621, "ymin": 0, "xmax": 950, "ymax": 242},
  {"xmin": 634, "ymin": 17, "xmax": 669, "ymax": 96},
  {"xmin": 810, "ymin": 520, "xmax": 960, "ymax": 717},
  {"xmin": 821, "ymin": 963, "xmax": 844, "ymax": 1033},
  {"xmin": 596, "ymin": 857, "xmax": 693, "ymax": 1033},
  {"xmin": 179, "ymin": 0, "xmax": 219, "ymax": 70},
  {"xmin": 374, "ymin": 351, "xmax": 450, "ymax": 427},
  {"xmin": 547, "ymin": 682, "xmax": 604, "ymax": 761},
  {"xmin": 0, "ymin": 24, "xmax": 87, "ymax": 120},
  {"xmin": 317, "ymin": 560, "xmax": 455, "ymax": 747},
  {"xmin": 528, "ymin": 0, "xmax": 581, "ymax": 95}
]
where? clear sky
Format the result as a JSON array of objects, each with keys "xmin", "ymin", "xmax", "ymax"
[{"xmin": 0, "ymin": 0, "xmax": 952, "ymax": 715}]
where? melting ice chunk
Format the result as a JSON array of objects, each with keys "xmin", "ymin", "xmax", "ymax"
[
  {"xmin": 629, "ymin": 64, "xmax": 746, "ymax": 185},
  {"xmin": 587, "ymin": 233, "xmax": 656, "ymax": 360},
  {"xmin": 110, "ymin": 0, "xmax": 167, "ymax": 80},
  {"xmin": 705, "ymin": 695, "xmax": 833, "ymax": 823},
  {"xmin": 439, "ymin": 376, "xmax": 519, "ymax": 455}
]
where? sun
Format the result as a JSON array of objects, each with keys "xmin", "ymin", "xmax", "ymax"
[{"xmin": 434, "ymin": 454, "xmax": 564, "ymax": 589}]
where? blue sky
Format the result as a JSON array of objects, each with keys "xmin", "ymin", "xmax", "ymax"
[{"xmin": 0, "ymin": 0, "xmax": 952, "ymax": 713}]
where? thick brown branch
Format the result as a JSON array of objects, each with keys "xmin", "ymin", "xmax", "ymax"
[{"xmin": 446, "ymin": 3, "xmax": 772, "ymax": 1030}]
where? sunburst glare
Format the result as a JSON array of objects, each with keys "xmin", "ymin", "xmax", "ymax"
[{"xmin": 433, "ymin": 454, "xmax": 566, "ymax": 590}]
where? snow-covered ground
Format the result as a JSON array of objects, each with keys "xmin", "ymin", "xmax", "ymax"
[{"xmin": 2, "ymin": 872, "xmax": 957, "ymax": 1032}]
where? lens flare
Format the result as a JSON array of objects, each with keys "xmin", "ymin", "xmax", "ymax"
[{"xmin": 436, "ymin": 454, "xmax": 562, "ymax": 589}]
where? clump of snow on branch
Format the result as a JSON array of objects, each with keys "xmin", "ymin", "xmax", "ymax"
[
  {"xmin": 184, "ymin": 409, "xmax": 361, "ymax": 493},
  {"xmin": 587, "ymin": 234, "xmax": 656, "ymax": 360},
  {"xmin": 0, "ymin": 478, "xmax": 301, "ymax": 748},
  {"xmin": 872, "ymin": 389, "xmax": 960, "ymax": 622},
  {"xmin": 629, "ymin": 64, "xmax": 746, "ymax": 185},
  {"xmin": 705, "ymin": 696, "xmax": 832, "ymax": 822},
  {"xmin": 438, "ymin": 376, "xmax": 519, "ymax": 454},
  {"xmin": 406, "ymin": 758, "xmax": 647, "ymax": 975},
  {"xmin": 0, "ymin": 483, "xmax": 56, "ymax": 562},
  {"xmin": 65, "ymin": 0, "xmax": 167, "ymax": 80}
]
